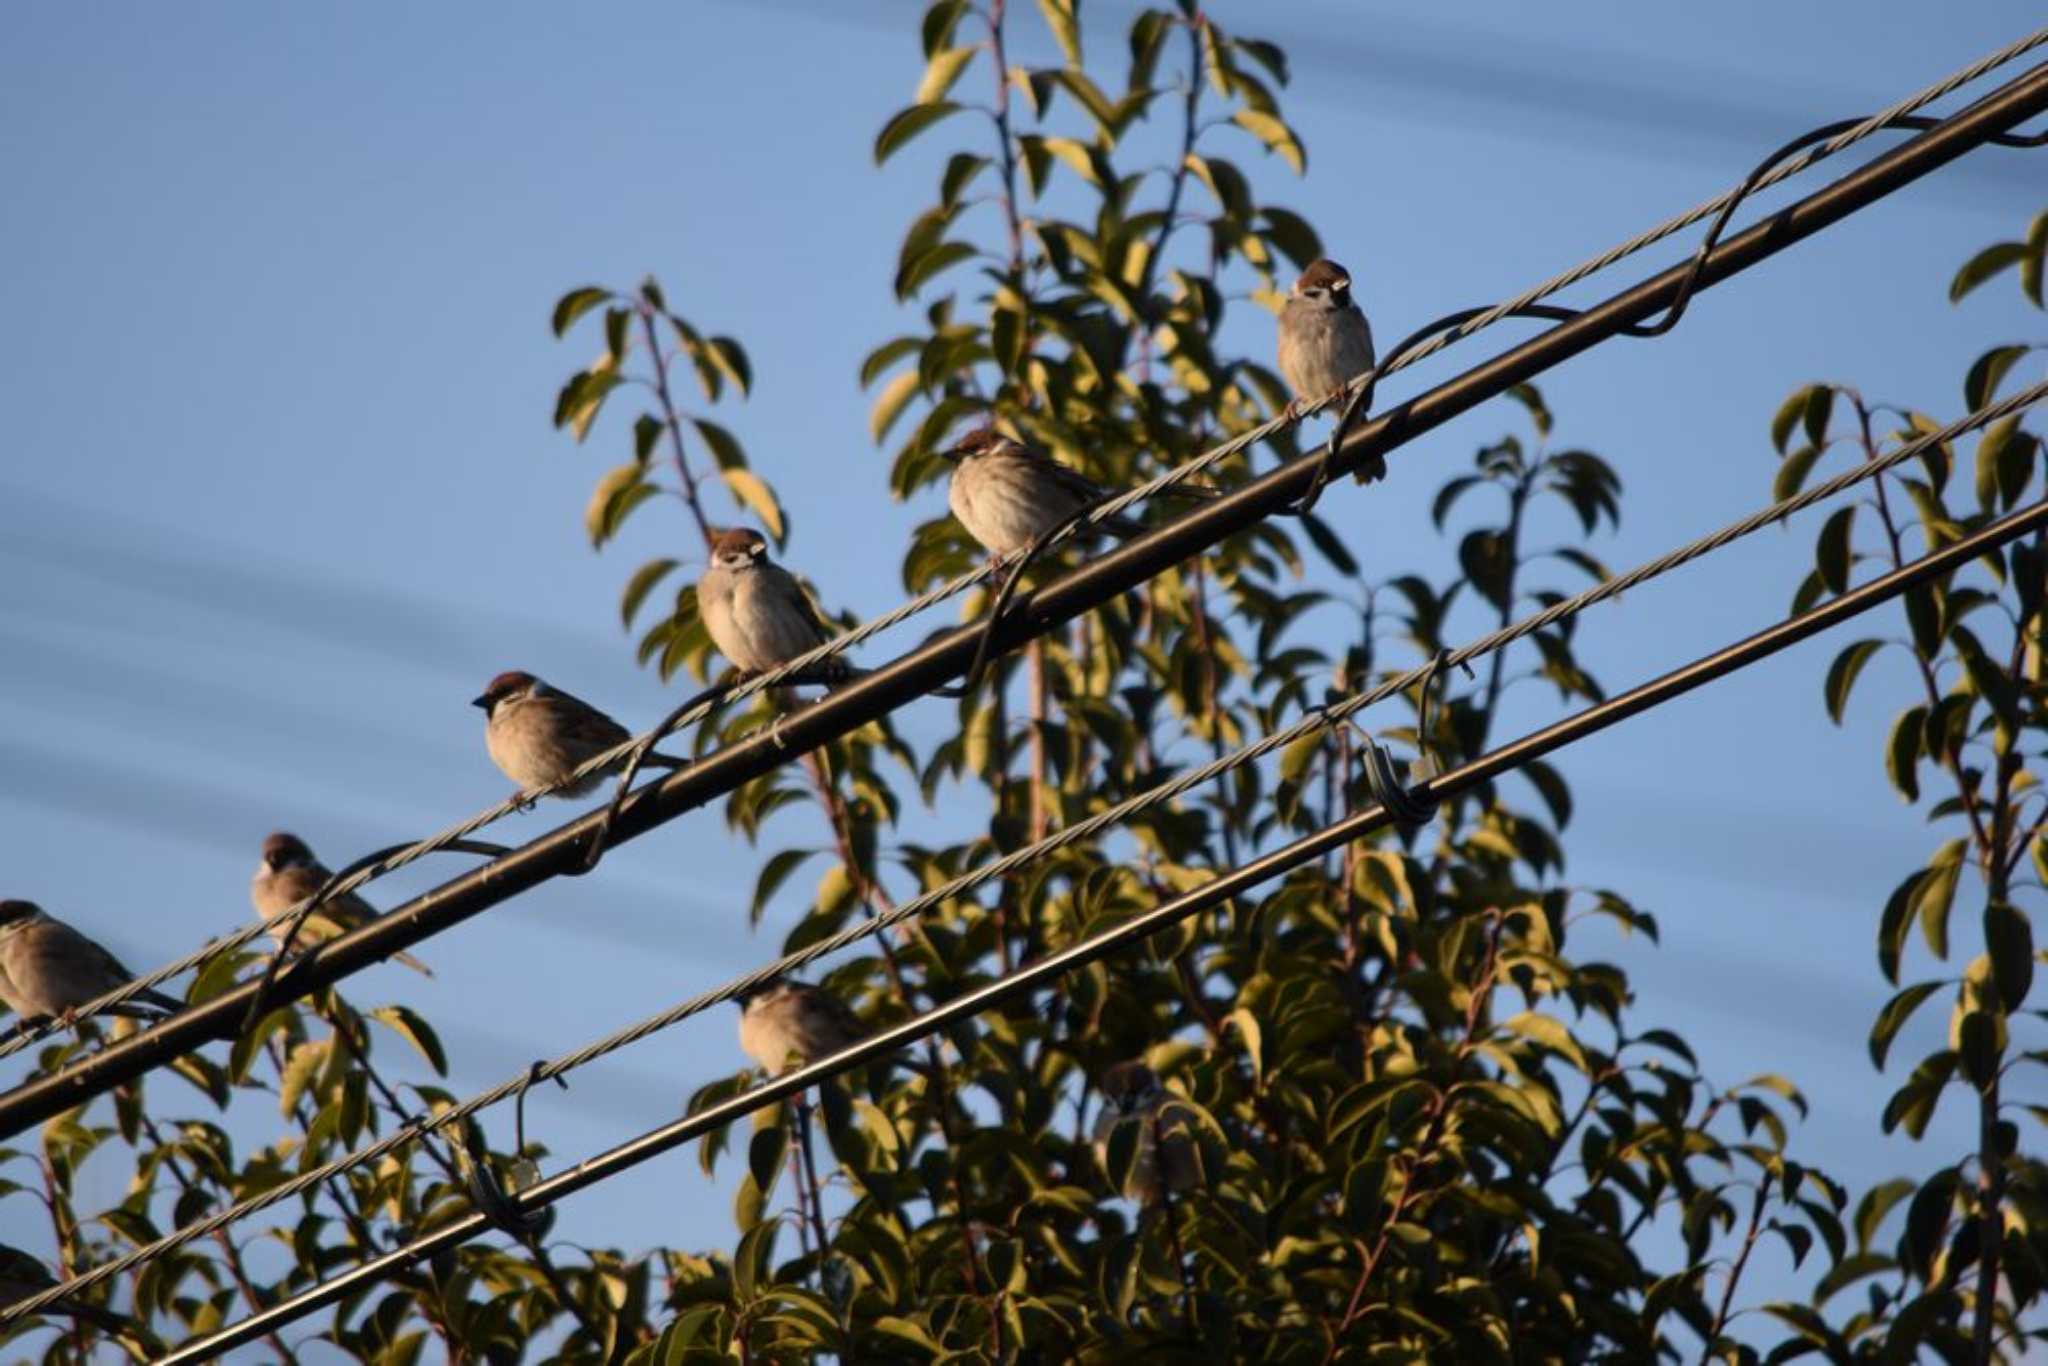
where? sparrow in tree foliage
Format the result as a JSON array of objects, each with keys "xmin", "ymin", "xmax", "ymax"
[{"xmin": 1092, "ymin": 1060, "xmax": 1200, "ymax": 1206}]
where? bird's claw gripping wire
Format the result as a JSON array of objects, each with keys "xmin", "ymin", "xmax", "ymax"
[{"xmin": 237, "ymin": 838, "xmax": 513, "ymax": 1036}]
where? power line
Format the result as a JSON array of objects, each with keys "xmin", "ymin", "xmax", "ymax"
[
  {"xmin": 143, "ymin": 493, "xmax": 2048, "ymax": 1363},
  {"xmin": 20, "ymin": 378, "xmax": 2042, "ymax": 1325},
  {"xmin": 1, "ymin": 53, "xmax": 2039, "ymax": 1129}
]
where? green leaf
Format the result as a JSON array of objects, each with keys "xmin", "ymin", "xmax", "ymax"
[
  {"xmin": 1868, "ymin": 980, "xmax": 1944, "ymax": 1071},
  {"xmin": 1822, "ymin": 639, "xmax": 1884, "ymax": 724},
  {"xmin": 1037, "ymin": 0, "xmax": 1082, "ymax": 66},
  {"xmin": 1258, "ymin": 207, "xmax": 1324, "ymax": 271},
  {"xmin": 1298, "ymin": 512, "xmax": 1358, "ymax": 576},
  {"xmin": 1912, "ymin": 844, "xmax": 1964, "ymax": 961},
  {"xmin": 1900, "ymin": 1166, "xmax": 1958, "ymax": 1278},
  {"xmin": 551, "ymin": 286, "xmax": 611, "ymax": 338},
  {"xmin": 1230, "ymin": 109, "xmax": 1305, "ymax": 174},
  {"xmin": 586, "ymin": 464, "xmax": 654, "ymax": 549},
  {"xmin": 620, "ymin": 558, "xmax": 679, "ymax": 631},
  {"xmin": 747, "ymin": 1121, "xmax": 788, "ymax": 1195},
  {"xmin": 1985, "ymin": 901, "xmax": 2034, "ymax": 1012},
  {"xmin": 922, "ymin": 0, "xmax": 968, "ymax": 56},
  {"xmin": 1885, "ymin": 704, "xmax": 1926, "ymax": 802},
  {"xmin": 1802, "ymin": 385, "xmax": 1835, "ymax": 449},
  {"xmin": 721, "ymin": 467, "xmax": 786, "ymax": 543},
  {"xmin": 633, "ymin": 413, "xmax": 664, "ymax": 463},
  {"xmin": 1815, "ymin": 503, "xmax": 1856, "ymax": 595},
  {"xmin": 1881, "ymin": 1052, "xmax": 1956, "ymax": 1139},
  {"xmin": 1965, "ymin": 344, "xmax": 2032, "ymax": 412},
  {"xmin": 1772, "ymin": 384, "xmax": 1824, "ymax": 454},
  {"xmin": 1773, "ymin": 444, "xmax": 1822, "ymax": 502},
  {"xmin": 916, "ymin": 45, "xmax": 978, "ymax": 104},
  {"xmin": 869, "ymin": 369, "xmax": 923, "ymax": 444},
  {"xmin": 369, "ymin": 1006, "xmax": 448, "ymax": 1077},
  {"xmin": 896, "ymin": 240, "xmax": 978, "ymax": 299},
  {"xmin": 706, "ymin": 337, "xmax": 752, "ymax": 397},
  {"xmin": 875, "ymin": 102, "xmax": 964, "ymax": 165},
  {"xmin": 1958, "ymin": 1009, "xmax": 2002, "ymax": 1090},
  {"xmin": 751, "ymin": 849, "xmax": 820, "ymax": 928},
  {"xmin": 691, "ymin": 418, "xmax": 748, "ymax": 472},
  {"xmin": 2025, "ymin": 208, "xmax": 2047, "ymax": 306},
  {"xmin": 1949, "ymin": 241, "xmax": 2026, "ymax": 304}
]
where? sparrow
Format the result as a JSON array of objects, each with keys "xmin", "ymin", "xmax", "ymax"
[
  {"xmin": 1277, "ymin": 257, "xmax": 1375, "ymax": 419},
  {"xmin": 0, "ymin": 1243, "xmax": 140, "ymax": 1335},
  {"xmin": 0, "ymin": 901, "xmax": 181, "ymax": 1025},
  {"xmin": 940, "ymin": 426, "xmax": 1147, "ymax": 562},
  {"xmin": 1092, "ymin": 1060, "xmax": 1199, "ymax": 1206},
  {"xmin": 696, "ymin": 529, "xmax": 848, "ymax": 682},
  {"xmin": 733, "ymin": 976, "xmax": 866, "ymax": 1075},
  {"xmin": 252, "ymin": 833, "xmax": 431, "ymax": 975},
  {"xmin": 472, "ymin": 670, "xmax": 682, "ymax": 799}
]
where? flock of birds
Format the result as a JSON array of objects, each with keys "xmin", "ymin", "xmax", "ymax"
[{"xmin": 0, "ymin": 259, "xmax": 1373, "ymax": 1323}]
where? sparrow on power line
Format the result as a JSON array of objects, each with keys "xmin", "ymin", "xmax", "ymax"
[
  {"xmin": 696, "ymin": 529, "xmax": 848, "ymax": 682},
  {"xmin": 472, "ymin": 670, "xmax": 681, "ymax": 800},
  {"xmin": 251, "ymin": 833, "xmax": 432, "ymax": 975},
  {"xmin": 1277, "ymin": 257, "xmax": 1376, "ymax": 420},
  {"xmin": 733, "ymin": 976, "xmax": 866, "ymax": 1075},
  {"xmin": 1092, "ymin": 1060, "xmax": 1200, "ymax": 1206},
  {"xmin": 941, "ymin": 426, "xmax": 1149, "ymax": 562},
  {"xmin": 0, "ymin": 901, "xmax": 181, "ymax": 1025}
]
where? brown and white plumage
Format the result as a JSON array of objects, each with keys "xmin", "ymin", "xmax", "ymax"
[
  {"xmin": 472, "ymin": 670, "xmax": 679, "ymax": 798},
  {"xmin": 696, "ymin": 529, "xmax": 846, "ymax": 680},
  {"xmin": 734, "ymin": 977, "xmax": 866, "ymax": 1075},
  {"xmin": 1092, "ymin": 1060, "xmax": 1200, "ymax": 1206},
  {"xmin": 1277, "ymin": 257, "xmax": 1375, "ymax": 411},
  {"xmin": 942, "ymin": 427, "xmax": 1146, "ymax": 560},
  {"xmin": 0, "ymin": 901, "xmax": 180, "ymax": 1023},
  {"xmin": 252, "ymin": 833, "xmax": 431, "ymax": 975}
]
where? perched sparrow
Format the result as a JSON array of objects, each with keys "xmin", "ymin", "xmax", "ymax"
[
  {"xmin": 734, "ymin": 976, "xmax": 866, "ymax": 1075},
  {"xmin": 1277, "ymin": 257, "xmax": 1375, "ymax": 418},
  {"xmin": 0, "ymin": 1243, "xmax": 139, "ymax": 1335},
  {"xmin": 0, "ymin": 901, "xmax": 181, "ymax": 1024},
  {"xmin": 1092, "ymin": 1060, "xmax": 1199, "ymax": 1206},
  {"xmin": 941, "ymin": 426, "xmax": 1145, "ymax": 561},
  {"xmin": 252, "ymin": 833, "xmax": 431, "ymax": 975},
  {"xmin": 472, "ymin": 670, "xmax": 681, "ymax": 798},
  {"xmin": 696, "ymin": 529, "xmax": 847, "ymax": 682}
]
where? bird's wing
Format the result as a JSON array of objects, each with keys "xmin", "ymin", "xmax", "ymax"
[
  {"xmin": 539, "ymin": 689, "xmax": 633, "ymax": 750},
  {"xmin": 1018, "ymin": 445, "xmax": 1111, "ymax": 505},
  {"xmin": 772, "ymin": 567, "xmax": 840, "ymax": 646},
  {"xmin": 800, "ymin": 984, "xmax": 867, "ymax": 1047}
]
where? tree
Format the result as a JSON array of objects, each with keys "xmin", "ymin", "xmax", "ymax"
[{"xmin": 1, "ymin": 4, "xmax": 2040, "ymax": 1363}]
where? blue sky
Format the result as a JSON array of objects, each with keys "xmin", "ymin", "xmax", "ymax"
[{"xmin": 2, "ymin": 1, "xmax": 2045, "ymax": 1354}]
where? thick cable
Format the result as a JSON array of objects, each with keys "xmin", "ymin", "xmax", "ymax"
[
  {"xmin": 2, "ymin": 66, "xmax": 2039, "ymax": 1137},
  {"xmin": 24, "ymin": 378, "xmax": 2041, "ymax": 1321},
  {"xmin": 145, "ymin": 493, "xmax": 2048, "ymax": 1362}
]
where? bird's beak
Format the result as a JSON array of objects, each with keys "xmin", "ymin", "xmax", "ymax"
[{"xmin": 471, "ymin": 695, "xmax": 491, "ymax": 710}]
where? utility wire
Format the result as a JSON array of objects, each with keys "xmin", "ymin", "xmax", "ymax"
[
  {"xmin": 8, "ymin": 28, "xmax": 2037, "ymax": 1057},
  {"xmin": 3, "ymin": 61, "xmax": 2039, "ymax": 1134},
  {"xmin": 21, "ymin": 379, "xmax": 2042, "ymax": 1323},
  {"xmin": 143, "ymin": 493, "xmax": 2048, "ymax": 1363}
]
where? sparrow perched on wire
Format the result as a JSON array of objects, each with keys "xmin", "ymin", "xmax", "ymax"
[
  {"xmin": 472, "ymin": 670, "xmax": 681, "ymax": 800},
  {"xmin": 1092, "ymin": 1060, "xmax": 1200, "ymax": 1206},
  {"xmin": 251, "ymin": 833, "xmax": 431, "ymax": 975},
  {"xmin": 696, "ymin": 529, "xmax": 848, "ymax": 683},
  {"xmin": 0, "ymin": 1243, "xmax": 142, "ymax": 1336},
  {"xmin": 733, "ymin": 976, "xmax": 866, "ymax": 1075},
  {"xmin": 0, "ymin": 901, "xmax": 181, "ymax": 1025},
  {"xmin": 940, "ymin": 426, "xmax": 1148, "ymax": 562},
  {"xmin": 1277, "ymin": 257, "xmax": 1375, "ymax": 420}
]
